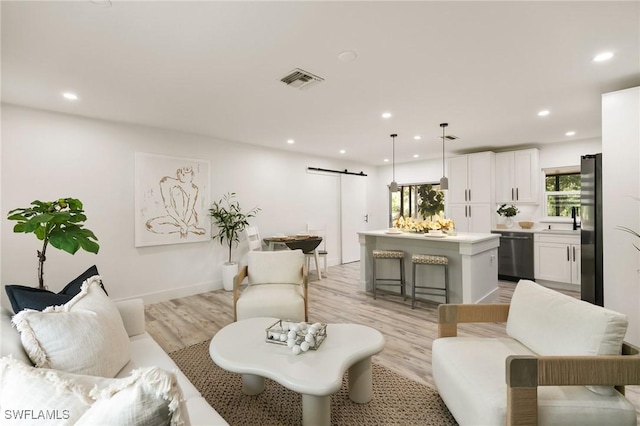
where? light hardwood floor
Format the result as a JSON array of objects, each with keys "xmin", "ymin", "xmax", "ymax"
[{"xmin": 145, "ymin": 262, "xmax": 640, "ymax": 422}]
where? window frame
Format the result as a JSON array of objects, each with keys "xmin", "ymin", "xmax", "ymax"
[
  {"xmin": 388, "ymin": 181, "xmax": 444, "ymax": 226},
  {"xmin": 542, "ymin": 166, "xmax": 581, "ymax": 222}
]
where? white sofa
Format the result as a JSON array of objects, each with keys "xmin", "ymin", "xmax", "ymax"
[
  {"xmin": 432, "ymin": 279, "xmax": 640, "ymax": 426},
  {"xmin": 1, "ymin": 299, "xmax": 228, "ymax": 426}
]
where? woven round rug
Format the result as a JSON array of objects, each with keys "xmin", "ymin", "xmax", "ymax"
[{"xmin": 169, "ymin": 340, "xmax": 457, "ymax": 425}]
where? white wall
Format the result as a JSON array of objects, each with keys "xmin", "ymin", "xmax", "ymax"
[
  {"xmin": 602, "ymin": 87, "xmax": 640, "ymax": 345},
  {"xmin": 1, "ymin": 104, "xmax": 375, "ymax": 304}
]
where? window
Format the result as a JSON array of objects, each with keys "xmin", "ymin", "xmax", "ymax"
[
  {"xmin": 389, "ymin": 183, "xmax": 445, "ymax": 226},
  {"xmin": 544, "ymin": 168, "xmax": 580, "ymax": 217}
]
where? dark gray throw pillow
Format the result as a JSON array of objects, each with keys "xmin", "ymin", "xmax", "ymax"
[{"xmin": 5, "ymin": 265, "xmax": 108, "ymax": 314}]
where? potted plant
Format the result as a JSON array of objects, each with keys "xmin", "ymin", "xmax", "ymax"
[
  {"xmin": 496, "ymin": 204, "xmax": 519, "ymax": 228},
  {"xmin": 209, "ymin": 193, "xmax": 260, "ymax": 291},
  {"xmin": 7, "ymin": 198, "xmax": 100, "ymax": 289}
]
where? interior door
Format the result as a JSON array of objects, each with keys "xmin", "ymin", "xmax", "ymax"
[{"xmin": 340, "ymin": 174, "xmax": 367, "ymax": 263}]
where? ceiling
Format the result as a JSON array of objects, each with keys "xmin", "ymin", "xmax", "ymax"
[{"xmin": 2, "ymin": 1, "xmax": 639, "ymax": 165}]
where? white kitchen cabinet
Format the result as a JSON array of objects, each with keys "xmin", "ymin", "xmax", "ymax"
[
  {"xmin": 534, "ymin": 233, "xmax": 580, "ymax": 284},
  {"xmin": 447, "ymin": 152, "xmax": 494, "ymax": 232},
  {"xmin": 496, "ymin": 149, "xmax": 539, "ymax": 203},
  {"xmin": 449, "ymin": 203, "xmax": 492, "ymax": 233},
  {"xmin": 449, "ymin": 152, "xmax": 494, "ymax": 204}
]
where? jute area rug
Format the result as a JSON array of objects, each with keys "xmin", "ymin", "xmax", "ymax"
[{"xmin": 169, "ymin": 341, "xmax": 457, "ymax": 426}]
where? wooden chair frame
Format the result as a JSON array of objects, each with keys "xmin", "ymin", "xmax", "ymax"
[
  {"xmin": 438, "ymin": 303, "xmax": 640, "ymax": 426},
  {"xmin": 233, "ymin": 264, "xmax": 308, "ymax": 322}
]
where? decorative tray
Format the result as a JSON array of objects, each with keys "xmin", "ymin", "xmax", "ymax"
[{"xmin": 265, "ymin": 319, "xmax": 327, "ymax": 353}]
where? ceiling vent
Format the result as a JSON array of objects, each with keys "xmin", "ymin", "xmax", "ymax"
[{"xmin": 280, "ymin": 68, "xmax": 324, "ymax": 90}]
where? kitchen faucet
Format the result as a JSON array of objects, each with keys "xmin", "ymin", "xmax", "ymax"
[{"xmin": 571, "ymin": 206, "xmax": 581, "ymax": 231}]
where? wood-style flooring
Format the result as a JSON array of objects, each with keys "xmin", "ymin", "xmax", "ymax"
[{"xmin": 145, "ymin": 261, "xmax": 640, "ymax": 422}]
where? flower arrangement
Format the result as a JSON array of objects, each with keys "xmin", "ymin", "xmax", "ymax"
[
  {"xmin": 393, "ymin": 216, "xmax": 455, "ymax": 232},
  {"xmin": 496, "ymin": 204, "xmax": 519, "ymax": 217}
]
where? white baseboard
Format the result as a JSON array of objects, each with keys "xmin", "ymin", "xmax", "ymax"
[
  {"xmin": 476, "ymin": 286, "xmax": 500, "ymax": 304},
  {"xmin": 115, "ymin": 280, "xmax": 222, "ymax": 305}
]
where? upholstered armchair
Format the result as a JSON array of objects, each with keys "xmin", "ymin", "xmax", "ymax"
[
  {"xmin": 433, "ymin": 280, "xmax": 640, "ymax": 426},
  {"xmin": 233, "ymin": 250, "xmax": 308, "ymax": 322}
]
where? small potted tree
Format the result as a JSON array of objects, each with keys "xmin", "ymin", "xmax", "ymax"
[
  {"xmin": 209, "ymin": 193, "xmax": 260, "ymax": 291},
  {"xmin": 7, "ymin": 198, "xmax": 100, "ymax": 289},
  {"xmin": 496, "ymin": 204, "xmax": 519, "ymax": 229}
]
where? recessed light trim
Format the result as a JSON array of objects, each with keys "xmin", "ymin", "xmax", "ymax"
[
  {"xmin": 339, "ymin": 149, "xmax": 346, "ymax": 154},
  {"xmin": 537, "ymin": 110, "xmax": 550, "ymax": 117},
  {"xmin": 287, "ymin": 139, "xmax": 295, "ymax": 144},
  {"xmin": 63, "ymin": 92, "xmax": 78, "ymax": 101},
  {"xmin": 383, "ymin": 158, "xmax": 389, "ymax": 162},
  {"xmin": 414, "ymin": 135, "xmax": 421, "ymax": 140},
  {"xmin": 413, "ymin": 154, "xmax": 419, "ymax": 158},
  {"xmin": 593, "ymin": 52, "xmax": 614, "ymax": 62},
  {"xmin": 565, "ymin": 131, "xmax": 576, "ymax": 136},
  {"xmin": 381, "ymin": 112, "xmax": 392, "ymax": 119},
  {"xmin": 338, "ymin": 51, "xmax": 358, "ymax": 62}
]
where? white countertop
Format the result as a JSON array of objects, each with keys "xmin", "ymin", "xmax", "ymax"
[
  {"xmin": 359, "ymin": 230, "xmax": 499, "ymax": 243},
  {"xmin": 492, "ymin": 228, "xmax": 580, "ymax": 236}
]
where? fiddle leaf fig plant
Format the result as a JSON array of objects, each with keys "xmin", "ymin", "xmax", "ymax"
[
  {"xmin": 7, "ymin": 198, "xmax": 100, "ymax": 289},
  {"xmin": 209, "ymin": 193, "xmax": 260, "ymax": 263}
]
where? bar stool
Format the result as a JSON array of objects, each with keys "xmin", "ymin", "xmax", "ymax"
[
  {"xmin": 411, "ymin": 254, "xmax": 449, "ymax": 308},
  {"xmin": 372, "ymin": 250, "xmax": 406, "ymax": 300}
]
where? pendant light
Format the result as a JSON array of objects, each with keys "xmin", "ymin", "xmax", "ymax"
[
  {"xmin": 389, "ymin": 133, "xmax": 399, "ymax": 192},
  {"xmin": 439, "ymin": 123, "xmax": 449, "ymax": 190}
]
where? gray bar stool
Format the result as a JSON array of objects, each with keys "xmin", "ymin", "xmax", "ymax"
[
  {"xmin": 411, "ymin": 254, "xmax": 449, "ymax": 308},
  {"xmin": 372, "ymin": 249, "xmax": 406, "ymax": 300}
]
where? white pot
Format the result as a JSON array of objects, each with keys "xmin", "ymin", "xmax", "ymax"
[{"xmin": 222, "ymin": 262, "xmax": 238, "ymax": 292}]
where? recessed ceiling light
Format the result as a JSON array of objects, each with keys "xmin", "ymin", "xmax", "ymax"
[
  {"xmin": 63, "ymin": 92, "xmax": 78, "ymax": 101},
  {"xmin": 593, "ymin": 52, "xmax": 614, "ymax": 62},
  {"xmin": 413, "ymin": 154, "xmax": 419, "ymax": 158},
  {"xmin": 565, "ymin": 131, "xmax": 576, "ymax": 136},
  {"xmin": 383, "ymin": 158, "xmax": 389, "ymax": 162},
  {"xmin": 287, "ymin": 139, "xmax": 295, "ymax": 144},
  {"xmin": 338, "ymin": 51, "xmax": 358, "ymax": 62},
  {"xmin": 537, "ymin": 110, "xmax": 550, "ymax": 117},
  {"xmin": 339, "ymin": 149, "xmax": 346, "ymax": 154},
  {"xmin": 381, "ymin": 112, "xmax": 392, "ymax": 119},
  {"xmin": 414, "ymin": 135, "xmax": 421, "ymax": 140}
]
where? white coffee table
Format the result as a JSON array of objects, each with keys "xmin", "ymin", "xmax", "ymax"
[{"xmin": 209, "ymin": 317, "xmax": 385, "ymax": 426}]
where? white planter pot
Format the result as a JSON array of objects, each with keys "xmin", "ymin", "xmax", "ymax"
[{"xmin": 222, "ymin": 262, "xmax": 238, "ymax": 291}]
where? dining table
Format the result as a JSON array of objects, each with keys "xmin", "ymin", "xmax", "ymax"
[{"xmin": 262, "ymin": 235, "xmax": 323, "ymax": 280}]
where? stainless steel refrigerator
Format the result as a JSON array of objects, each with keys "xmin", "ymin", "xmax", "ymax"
[{"xmin": 580, "ymin": 153, "xmax": 603, "ymax": 306}]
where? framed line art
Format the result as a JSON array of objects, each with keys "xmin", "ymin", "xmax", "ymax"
[{"xmin": 135, "ymin": 152, "xmax": 211, "ymax": 247}]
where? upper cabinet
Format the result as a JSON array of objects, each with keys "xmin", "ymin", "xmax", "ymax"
[
  {"xmin": 448, "ymin": 151, "xmax": 495, "ymax": 204},
  {"xmin": 495, "ymin": 148, "xmax": 539, "ymax": 204},
  {"xmin": 447, "ymin": 152, "xmax": 495, "ymax": 232}
]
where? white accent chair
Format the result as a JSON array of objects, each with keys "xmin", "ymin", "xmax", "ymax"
[
  {"xmin": 307, "ymin": 224, "xmax": 328, "ymax": 278},
  {"xmin": 433, "ymin": 280, "xmax": 640, "ymax": 426},
  {"xmin": 233, "ymin": 250, "xmax": 308, "ymax": 322},
  {"xmin": 245, "ymin": 226, "xmax": 262, "ymax": 251}
]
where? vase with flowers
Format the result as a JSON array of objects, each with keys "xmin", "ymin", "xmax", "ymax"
[{"xmin": 496, "ymin": 204, "xmax": 519, "ymax": 228}]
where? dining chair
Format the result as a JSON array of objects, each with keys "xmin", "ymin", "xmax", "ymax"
[
  {"xmin": 245, "ymin": 226, "xmax": 262, "ymax": 251},
  {"xmin": 307, "ymin": 224, "xmax": 328, "ymax": 278},
  {"xmin": 233, "ymin": 250, "xmax": 308, "ymax": 322}
]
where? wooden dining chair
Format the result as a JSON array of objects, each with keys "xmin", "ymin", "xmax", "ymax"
[
  {"xmin": 245, "ymin": 226, "xmax": 262, "ymax": 251},
  {"xmin": 307, "ymin": 224, "xmax": 328, "ymax": 278}
]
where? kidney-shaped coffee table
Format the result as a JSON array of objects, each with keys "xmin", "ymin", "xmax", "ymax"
[{"xmin": 209, "ymin": 317, "xmax": 385, "ymax": 426}]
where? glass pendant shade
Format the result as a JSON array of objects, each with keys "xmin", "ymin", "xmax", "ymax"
[{"xmin": 389, "ymin": 133, "xmax": 399, "ymax": 192}]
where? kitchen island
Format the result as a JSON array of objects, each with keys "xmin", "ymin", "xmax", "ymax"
[{"xmin": 358, "ymin": 230, "xmax": 500, "ymax": 304}]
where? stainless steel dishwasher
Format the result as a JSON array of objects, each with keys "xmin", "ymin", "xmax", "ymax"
[{"xmin": 491, "ymin": 231, "xmax": 535, "ymax": 281}]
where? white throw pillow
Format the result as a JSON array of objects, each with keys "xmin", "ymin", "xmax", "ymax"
[
  {"xmin": 12, "ymin": 276, "xmax": 130, "ymax": 377},
  {"xmin": 0, "ymin": 357, "xmax": 189, "ymax": 426}
]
